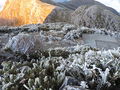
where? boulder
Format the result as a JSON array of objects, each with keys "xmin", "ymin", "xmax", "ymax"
[{"xmin": 4, "ymin": 33, "xmax": 43, "ymax": 54}]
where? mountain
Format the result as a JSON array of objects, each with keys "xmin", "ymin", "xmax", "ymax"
[
  {"xmin": 0, "ymin": 0, "xmax": 74, "ymax": 26},
  {"xmin": 44, "ymin": 7, "xmax": 73, "ymax": 23},
  {"xmin": 71, "ymin": 5, "xmax": 120, "ymax": 31},
  {"xmin": 42, "ymin": 0, "xmax": 120, "ymax": 16},
  {"xmin": 43, "ymin": 5, "xmax": 120, "ymax": 31},
  {"xmin": 0, "ymin": 0, "xmax": 56, "ymax": 26},
  {"xmin": 0, "ymin": 0, "xmax": 119, "ymax": 31}
]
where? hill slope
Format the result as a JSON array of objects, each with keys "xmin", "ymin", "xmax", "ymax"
[
  {"xmin": 42, "ymin": 0, "xmax": 120, "ymax": 16},
  {"xmin": 71, "ymin": 5, "xmax": 120, "ymax": 31}
]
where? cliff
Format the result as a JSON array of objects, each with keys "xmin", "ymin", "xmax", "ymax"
[{"xmin": 0, "ymin": 0, "xmax": 56, "ymax": 26}]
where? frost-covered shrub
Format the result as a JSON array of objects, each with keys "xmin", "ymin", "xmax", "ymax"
[
  {"xmin": 0, "ymin": 45, "xmax": 120, "ymax": 90},
  {"xmin": 0, "ymin": 57, "xmax": 66, "ymax": 90},
  {"xmin": 64, "ymin": 47, "xmax": 120, "ymax": 90}
]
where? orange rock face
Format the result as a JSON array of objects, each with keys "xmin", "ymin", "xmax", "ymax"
[{"xmin": 0, "ymin": 0, "xmax": 56, "ymax": 26}]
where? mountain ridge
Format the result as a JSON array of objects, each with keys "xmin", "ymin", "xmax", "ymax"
[
  {"xmin": 0, "ymin": 0, "xmax": 56, "ymax": 26},
  {"xmin": 0, "ymin": 0, "xmax": 119, "ymax": 32},
  {"xmin": 42, "ymin": 0, "xmax": 120, "ymax": 16}
]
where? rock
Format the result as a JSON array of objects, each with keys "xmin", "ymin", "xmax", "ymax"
[
  {"xmin": 44, "ymin": 7, "xmax": 73, "ymax": 23},
  {"xmin": 4, "ymin": 33, "xmax": 43, "ymax": 54},
  {"xmin": 0, "ymin": 0, "xmax": 56, "ymax": 26},
  {"xmin": 0, "ymin": 0, "xmax": 73, "ymax": 26},
  {"xmin": 71, "ymin": 5, "xmax": 120, "ymax": 31}
]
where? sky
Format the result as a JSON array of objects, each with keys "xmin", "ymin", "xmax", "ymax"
[
  {"xmin": 96, "ymin": 0, "xmax": 120, "ymax": 13},
  {"xmin": 0, "ymin": 0, "xmax": 6, "ymax": 10},
  {"xmin": 0, "ymin": 0, "xmax": 120, "ymax": 12}
]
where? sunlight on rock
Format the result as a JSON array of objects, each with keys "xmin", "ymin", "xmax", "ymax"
[{"xmin": 0, "ymin": 0, "xmax": 56, "ymax": 26}]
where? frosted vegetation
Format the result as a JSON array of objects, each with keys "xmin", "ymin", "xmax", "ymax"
[
  {"xmin": 0, "ymin": 45, "xmax": 120, "ymax": 90},
  {"xmin": 0, "ymin": 23, "xmax": 120, "ymax": 90},
  {"xmin": 3, "ymin": 23, "xmax": 120, "ymax": 55}
]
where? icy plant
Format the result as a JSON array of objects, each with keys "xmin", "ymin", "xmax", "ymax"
[
  {"xmin": 0, "ymin": 57, "xmax": 66, "ymax": 90},
  {"xmin": 0, "ymin": 45, "xmax": 120, "ymax": 90}
]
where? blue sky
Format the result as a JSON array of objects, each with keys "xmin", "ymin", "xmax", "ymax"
[{"xmin": 0, "ymin": 0, "xmax": 120, "ymax": 12}]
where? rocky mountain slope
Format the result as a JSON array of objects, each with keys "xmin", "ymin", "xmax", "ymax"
[
  {"xmin": 0, "ymin": 0, "xmax": 56, "ymax": 26},
  {"xmin": 71, "ymin": 5, "xmax": 120, "ymax": 31},
  {"xmin": 0, "ymin": 0, "xmax": 119, "ymax": 32},
  {"xmin": 44, "ymin": 5, "xmax": 120, "ymax": 31},
  {"xmin": 42, "ymin": 0, "xmax": 120, "ymax": 15}
]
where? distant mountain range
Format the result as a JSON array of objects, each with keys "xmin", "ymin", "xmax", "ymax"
[{"xmin": 42, "ymin": 0, "xmax": 120, "ymax": 16}]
